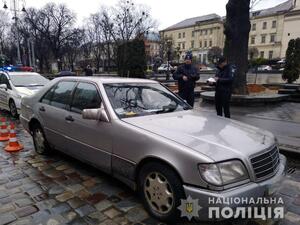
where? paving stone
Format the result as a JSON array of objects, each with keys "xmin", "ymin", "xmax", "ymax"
[
  {"xmin": 0, "ymin": 178, "xmax": 10, "ymax": 185},
  {"xmin": 113, "ymin": 216, "xmax": 131, "ymax": 225},
  {"xmin": 51, "ymin": 202, "xmax": 72, "ymax": 215},
  {"xmin": 82, "ymin": 179, "xmax": 96, "ymax": 188},
  {"xmin": 279, "ymin": 186, "xmax": 299, "ymax": 197},
  {"xmin": 32, "ymin": 162, "xmax": 45, "ymax": 168},
  {"xmin": 0, "ymin": 196, "xmax": 12, "ymax": 204},
  {"xmin": 86, "ymin": 193, "xmax": 107, "ymax": 204},
  {"xmin": 75, "ymin": 190, "xmax": 91, "ymax": 199},
  {"xmin": 0, "ymin": 191, "xmax": 9, "ymax": 199},
  {"xmin": 62, "ymin": 211, "xmax": 78, "ymax": 222},
  {"xmin": 67, "ymin": 184, "xmax": 84, "ymax": 193},
  {"xmin": 56, "ymin": 164, "xmax": 71, "ymax": 171},
  {"xmin": 115, "ymin": 199, "xmax": 140, "ymax": 213},
  {"xmin": 43, "ymin": 169, "xmax": 64, "ymax": 179},
  {"xmin": 125, "ymin": 207, "xmax": 149, "ymax": 223},
  {"xmin": 95, "ymin": 200, "xmax": 113, "ymax": 212},
  {"xmin": 56, "ymin": 191, "xmax": 74, "ymax": 202},
  {"xmin": 36, "ymin": 199, "xmax": 58, "ymax": 211},
  {"xmin": 292, "ymin": 195, "xmax": 300, "ymax": 206},
  {"xmin": 0, "ymin": 203, "xmax": 15, "ymax": 214},
  {"xmin": 26, "ymin": 187, "xmax": 44, "ymax": 196},
  {"xmin": 0, "ymin": 212, "xmax": 17, "ymax": 225},
  {"xmin": 99, "ymin": 219, "xmax": 119, "ymax": 225},
  {"xmin": 31, "ymin": 209, "xmax": 52, "ymax": 223},
  {"xmin": 142, "ymin": 217, "xmax": 162, "ymax": 225},
  {"xmin": 75, "ymin": 204, "xmax": 96, "ymax": 217},
  {"xmin": 89, "ymin": 184, "xmax": 122, "ymax": 196},
  {"xmin": 15, "ymin": 205, "xmax": 39, "ymax": 218},
  {"xmin": 21, "ymin": 182, "xmax": 39, "ymax": 191},
  {"xmin": 103, "ymin": 207, "xmax": 122, "ymax": 219},
  {"xmin": 48, "ymin": 186, "xmax": 65, "ymax": 195},
  {"xmin": 15, "ymin": 198, "xmax": 34, "ymax": 207},
  {"xmin": 86, "ymin": 211, "xmax": 107, "ymax": 223},
  {"xmin": 67, "ymin": 197, "xmax": 86, "ymax": 209},
  {"xmin": 68, "ymin": 217, "xmax": 88, "ymax": 225},
  {"xmin": 5, "ymin": 180, "xmax": 22, "ymax": 189},
  {"xmin": 10, "ymin": 218, "xmax": 33, "ymax": 225}
]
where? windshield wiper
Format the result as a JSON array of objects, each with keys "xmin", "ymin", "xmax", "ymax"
[{"xmin": 155, "ymin": 105, "xmax": 177, "ymax": 114}]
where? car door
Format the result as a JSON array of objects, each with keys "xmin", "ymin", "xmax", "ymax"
[
  {"xmin": 37, "ymin": 80, "xmax": 77, "ymax": 153},
  {"xmin": 0, "ymin": 74, "xmax": 12, "ymax": 109},
  {"xmin": 64, "ymin": 82, "xmax": 113, "ymax": 173}
]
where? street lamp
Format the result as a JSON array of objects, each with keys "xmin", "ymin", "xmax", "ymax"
[
  {"xmin": 3, "ymin": 0, "xmax": 26, "ymax": 65},
  {"xmin": 166, "ymin": 39, "xmax": 172, "ymax": 81}
]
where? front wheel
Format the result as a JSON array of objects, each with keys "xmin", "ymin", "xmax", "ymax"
[
  {"xmin": 32, "ymin": 124, "xmax": 51, "ymax": 155},
  {"xmin": 138, "ymin": 162, "xmax": 185, "ymax": 222},
  {"xmin": 9, "ymin": 100, "xmax": 18, "ymax": 118}
]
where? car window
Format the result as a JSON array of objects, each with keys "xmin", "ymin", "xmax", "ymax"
[
  {"xmin": 50, "ymin": 81, "xmax": 76, "ymax": 109},
  {"xmin": 2, "ymin": 75, "xmax": 11, "ymax": 89},
  {"xmin": 41, "ymin": 85, "xmax": 56, "ymax": 105},
  {"xmin": 70, "ymin": 82, "xmax": 101, "ymax": 114}
]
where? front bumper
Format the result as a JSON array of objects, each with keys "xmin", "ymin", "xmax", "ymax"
[{"xmin": 183, "ymin": 154, "xmax": 287, "ymax": 220}]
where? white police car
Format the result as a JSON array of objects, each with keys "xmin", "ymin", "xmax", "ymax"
[{"xmin": 0, "ymin": 67, "xmax": 49, "ymax": 117}]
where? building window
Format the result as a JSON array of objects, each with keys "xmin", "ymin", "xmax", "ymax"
[
  {"xmin": 182, "ymin": 42, "xmax": 185, "ymax": 50},
  {"xmin": 203, "ymin": 54, "xmax": 207, "ymax": 63},
  {"xmin": 263, "ymin": 22, "xmax": 267, "ymax": 29},
  {"xmin": 260, "ymin": 51, "xmax": 264, "ymax": 58},
  {"xmin": 210, "ymin": 29, "xmax": 213, "ymax": 34},
  {"xmin": 252, "ymin": 23, "xmax": 256, "ymax": 31},
  {"xmin": 209, "ymin": 40, "xmax": 212, "ymax": 47},
  {"xmin": 204, "ymin": 40, "xmax": 207, "ymax": 47},
  {"xmin": 199, "ymin": 41, "xmax": 202, "ymax": 48},
  {"xmin": 251, "ymin": 36, "xmax": 255, "ymax": 44},
  {"xmin": 204, "ymin": 29, "xmax": 207, "ymax": 35},
  {"xmin": 270, "ymin": 34, "xmax": 275, "ymax": 43},
  {"xmin": 191, "ymin": 40, "xmax": 194, "ymax": 48},
  {"xmin": 199, "ymin": 30, "xmax": 202, "ymax": 36},
  {"xmin": 178, "ymin": 33, "xmax": 181, "ymax": 39},
  {"xmin": 178, "ymin": 43, "xmax": 181, "ymax": 49},
  {"xmin": 199, "ymin": 54, "xmax": 202, "ymax": 62},
  {"xmin": 192, "ymin": 31, "xmax": 195, "ymax": 37},
  {"xmin": 272, "ymin": 20, "xmax": 277, "ymax": 28},
  {"xmin": 261, "ymin": 35, "xmax": 266, "ymax": 43},
  {"xmin": 183, "ymin": 32, "xmax": 185, "ymax": 38},
  {"xmin": 268, "ymin": 51, "xmax": 273, "ymax": 59}
]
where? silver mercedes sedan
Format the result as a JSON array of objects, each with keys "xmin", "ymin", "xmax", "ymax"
[{"xmin": 20, "ymin": 77, "xmax": 286, "ymax": 222}]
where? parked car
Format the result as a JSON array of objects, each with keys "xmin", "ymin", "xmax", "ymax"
[
  {"xmin": 20, "ymin": 77, "xmax": 286, "ymax": 222},
  {"xmin": 0, "ymin": 71, "xmax": 49, "ymax": 117},
  {"xmin": 157, "ymin": 63, "xmax": 175, "ymax": 73},
  {"xmin": 257, "ymin": 65, "xmax": 272, "ymax": 71}
]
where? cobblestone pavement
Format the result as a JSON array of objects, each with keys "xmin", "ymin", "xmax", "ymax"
[{"xmin": 0, "ymin": 111, "xmax": 300, "ymax": 225}]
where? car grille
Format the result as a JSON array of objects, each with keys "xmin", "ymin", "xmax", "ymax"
[{"xmin": 250, "ymin": 146, "xmax": 280, "ymax": 181}]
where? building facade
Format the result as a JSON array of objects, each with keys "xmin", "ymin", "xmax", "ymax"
[
  {"xmin": 143, "ymin": 32, "xmax": 160, "ymax": 64},
  {"xmin": 160, "ymin": 0, "xmax": 300, "ymax": 63}
]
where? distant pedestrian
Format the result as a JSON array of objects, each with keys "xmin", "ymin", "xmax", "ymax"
[
  {"xmin": 173, "ymin": 52, "xmax": 200, "ymax": 107},
  {"xmin": 214, "ymin": 56, "xmax": 234, "ymax": 118},
  {"xmin": 85, "ymin": 65, "xmax": 93, "ymax": 76}
]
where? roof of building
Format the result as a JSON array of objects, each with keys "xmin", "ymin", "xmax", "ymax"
[
  {"xmin": 251, "ymin": 0, "xmax": 294, "ymax": 18},
  {"xmin": 145, "ymin": 32, "xmax": 160, "ymax": 42},
  {"xmin": 162, "ymin": 13, "xmax": 221, "ymax": 31}
]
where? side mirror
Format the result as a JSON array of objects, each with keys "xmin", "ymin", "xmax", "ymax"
[
  {"xmin": 82, "ymin": 108, "xmax": 109, "ymax": 122},
  {"xmin": 0, "ymin": 84, "xmax": 7, "ymax": 90}
]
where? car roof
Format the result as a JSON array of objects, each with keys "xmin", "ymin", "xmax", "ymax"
[
  {"xmin": 54, "ymin": 76, "xmax": 158, "ymax": 84},
  {"xmin": 6, "ymin": 72, "xmax": 41, "ymax": 76}
]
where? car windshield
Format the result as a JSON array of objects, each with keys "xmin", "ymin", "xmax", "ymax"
[
  {"xmin": 10, "ymin": 75, "xmax": 49, "ymax": 87},
  {"xmin": 104, "ymin": 83, "xmax": 191, "ymax": 118}
]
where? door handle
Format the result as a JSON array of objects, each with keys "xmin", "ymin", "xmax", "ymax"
[
  {"xmin": 39, "ymin": 106, "xmax": 45, "ymax": 112},
  {"xmin": 65, "ymin": 115, "xmax": 74, "ymax": 122}
]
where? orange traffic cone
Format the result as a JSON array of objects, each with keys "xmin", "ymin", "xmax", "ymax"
[
  {"xmin": 0, "ymin": 118, "xmax": 9, "ymax": 142},
  {"xmin": 5, "ymin": 123, "xmax": 23, "ymax": 152}
]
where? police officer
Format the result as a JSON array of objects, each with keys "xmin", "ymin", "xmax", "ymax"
[
  {"xmin": 173, "ymin": 52, "xmax": 200, "ymax": 107},
  {"xmin": 214, "ymin": 56, "xmax": 234, "ymax": 118}
]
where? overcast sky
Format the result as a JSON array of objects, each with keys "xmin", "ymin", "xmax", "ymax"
[{"xmin": 23, "ymin": 0, "xmax": 287, "ymax": 30}]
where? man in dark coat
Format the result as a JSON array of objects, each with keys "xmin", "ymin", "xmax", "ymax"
[
  {"xmin": 173, "ymin": 53, "xmax": 200, "ymax": 107},
  {"xmin": 214, "ymin": 57, "xmax": 234, "ymax": 118},
  {"xmin": 85, "ymin": 65, "xmax": 93, "ymax": 76}
]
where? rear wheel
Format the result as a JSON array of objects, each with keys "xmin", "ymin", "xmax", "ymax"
[
  {"xmin": 138, "ymin": 162, "xmax": 185, "ymax": 222},
  {"xmin": 9, "ymin": 100, "xmax": 18, "ymax": 118},
  {"xmin": 32, "ymin": 123, "xmax": 51, "ymax": 155}
]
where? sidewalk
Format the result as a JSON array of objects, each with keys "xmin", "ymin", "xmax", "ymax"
[{"xmin": 196, "ymin": 101, "xmax": 300, "ymax": 153}]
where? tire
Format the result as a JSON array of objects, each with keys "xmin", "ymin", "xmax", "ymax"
[
  {"xmin": 138, "ymin": 162, "xmax": 185, "ymax": 222},
  {"xmin": 32, "ymin": 123, "xmax": 51, "ymax": 155},
  {"xmin": 9, "ymin": 100, "xmax": 18, "ymax": 118}
]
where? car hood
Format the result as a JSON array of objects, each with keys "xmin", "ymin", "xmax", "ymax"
[
  {"xmin": 123, "ymin": 110, "xmax": 275, "ymax": 162},
  {"xmin": 15, "ymin": 86, "xmax": 43, "ymax": 97}
]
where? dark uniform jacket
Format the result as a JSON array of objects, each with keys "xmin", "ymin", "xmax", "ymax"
[
  {"xmin": 215, "ymin": 64, "xmax": 234, "ymax": 93},
  {"xmin": 173, "ymin": 64, "xmax": 200, "ymax": 94}
]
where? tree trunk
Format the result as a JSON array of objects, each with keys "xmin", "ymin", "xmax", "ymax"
[{"xmin": 224, "ymin": 0, "xmax": 251, "ymax": 95}]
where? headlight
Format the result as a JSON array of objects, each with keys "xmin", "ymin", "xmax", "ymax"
[{"xmin": 199, "ymin": 160, "xmax": 248, "ymax": 186}]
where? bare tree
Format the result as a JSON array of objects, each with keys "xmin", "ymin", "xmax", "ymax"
[{"xmin": 250, "ymin": 0, "xmax": 263, "ymax": 10}]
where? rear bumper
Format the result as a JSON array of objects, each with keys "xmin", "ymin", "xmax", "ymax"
[{"xmin": 183, "ymin": 154, "xmax": 287, "ymax": 220}]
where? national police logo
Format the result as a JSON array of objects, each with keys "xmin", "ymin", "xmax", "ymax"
[{"xmin": 177, "ymin": 196, "xmax": 202, "ymax": 221}]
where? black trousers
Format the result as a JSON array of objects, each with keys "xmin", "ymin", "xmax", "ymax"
[
  {"xmin": 179, "ymin": 91, "xmax": 195, "ymax": 107},
  {"xmin": 215, "ymin": 91, "xmax": 231, "ymax": 118}
]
